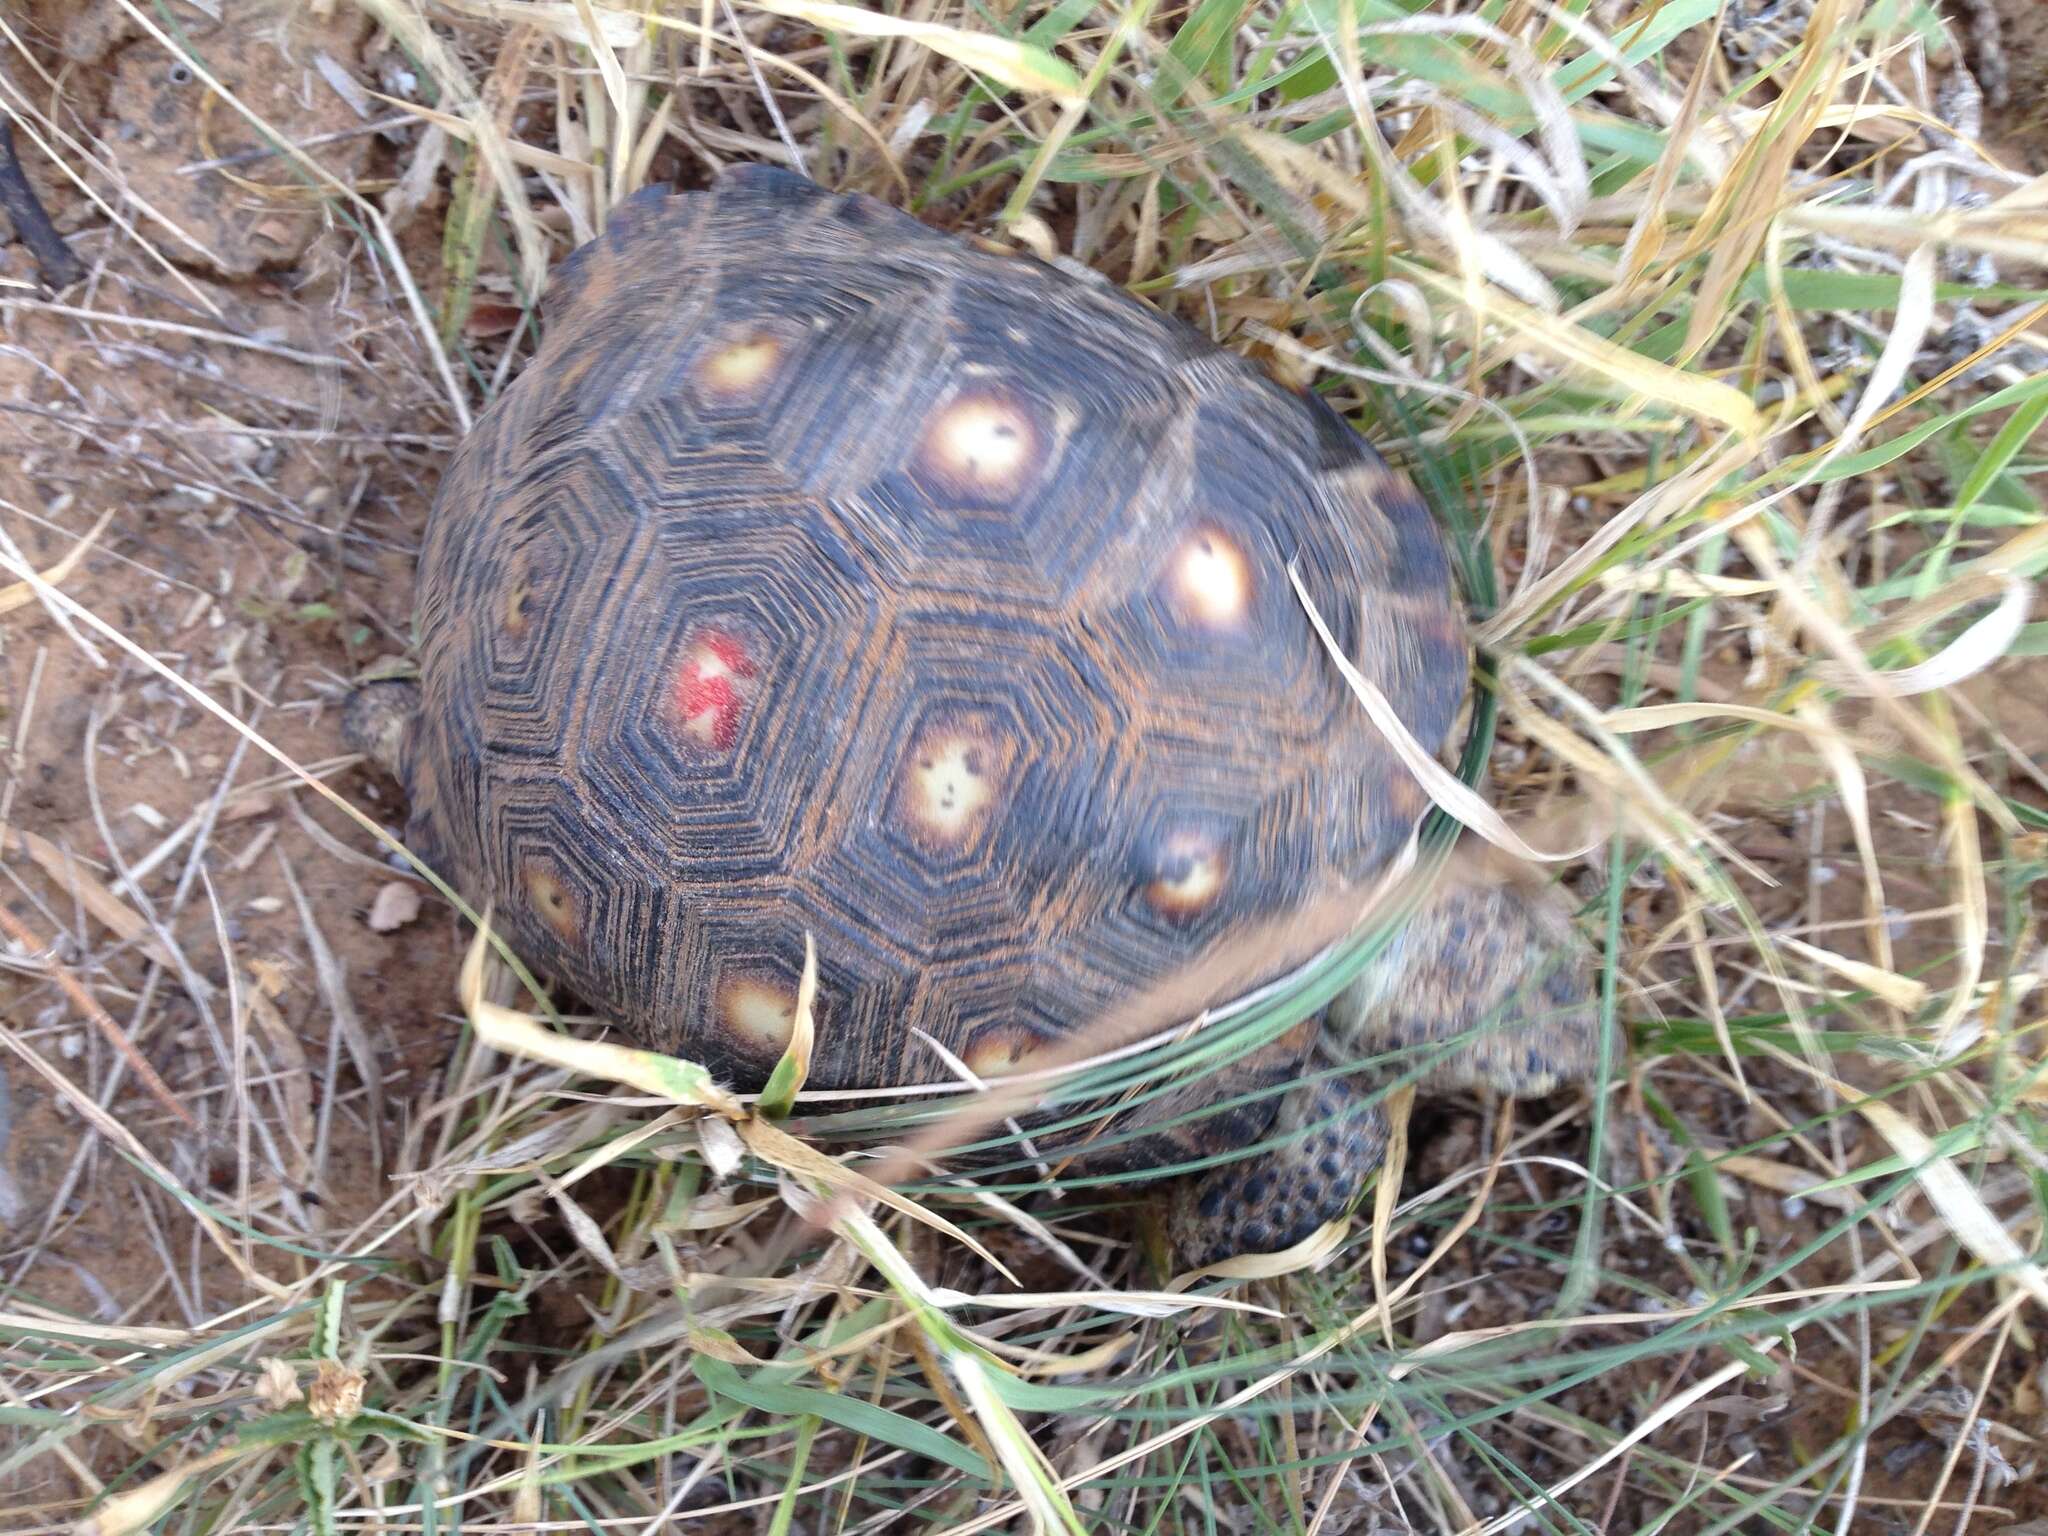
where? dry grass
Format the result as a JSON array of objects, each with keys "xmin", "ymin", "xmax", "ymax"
[{"xmin": 2, "ymin": 0, "xmax": 2045, "ymax": 1533}]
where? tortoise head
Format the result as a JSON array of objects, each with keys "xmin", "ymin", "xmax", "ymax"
[{"xmin": 340, "ymin": 678, "xmax": 422, "ymax": 785}]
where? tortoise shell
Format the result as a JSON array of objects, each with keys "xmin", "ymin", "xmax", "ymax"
[{"xmin": 397, "ymin": 164, "xmax": 1466, "ymax": 1092}]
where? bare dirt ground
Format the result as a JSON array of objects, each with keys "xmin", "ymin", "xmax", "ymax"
[
  {"xmin": 3, "ymin": 2, "xmax": 465, "ymax": 1345},
  {"xmin": 3, "ymin": 2, "xmax": 2046, "ymax": 1532}
]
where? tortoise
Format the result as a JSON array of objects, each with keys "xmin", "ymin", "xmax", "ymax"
[{"xmin": 344, "ymin": 163, "xmax": 1606, "ymax": 1270}]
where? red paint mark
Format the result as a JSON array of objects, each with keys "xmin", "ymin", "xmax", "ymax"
[
  {"xmin": 676, "ymin": 628, "xmax": 758, "ymax": 750},
  {"xmin": 701, "ymin": 631, "xmax": 755, "ymax": 678}
]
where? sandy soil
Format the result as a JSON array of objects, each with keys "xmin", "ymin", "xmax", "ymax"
[{"xmin": 1, "ymin": 1, "xmax": 472, "ymax": 1344}]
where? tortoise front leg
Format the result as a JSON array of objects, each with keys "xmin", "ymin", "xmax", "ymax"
[
  {"xmin": 1163, "ymin": 849, "xmax": 1606, "ymax": 1270},
  {"xmin": 1164, "ymin": 1065, "xmax": 1388, "ymax": 1270},
  {"xmin": 1324, "ymin": 848, "xmax": 1609, "ymax": 1100}
]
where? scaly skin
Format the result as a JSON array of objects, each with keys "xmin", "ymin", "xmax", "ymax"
[
  {"xmin": 1163, "ymin": 852, "xmax": 1605, "ymax": 1269},
  {"xmin": 340, "ymin": 679, "xmax": 419, "ymax": 780}
]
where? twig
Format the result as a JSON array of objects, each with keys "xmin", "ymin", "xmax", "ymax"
[
  {"xmin": 0, "ymin": 297, "xmax": 343, "ymax": 368},
  {"xmin": 0, "ymin": 117, "xmax": 82, "ymax": 291},
  {"xmin": 0, "ymin": 903, "xmax": 196, "ymax": 1132},
  {"xmin": 177, "ymin": 112, "xmax": 419, "ymax": 173}
]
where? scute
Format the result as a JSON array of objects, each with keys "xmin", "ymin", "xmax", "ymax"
[{"xmin": 403, "ymin": 164, "xmax": 1467, "ymax": 1092}]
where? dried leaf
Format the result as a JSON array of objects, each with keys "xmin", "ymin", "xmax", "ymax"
[
  {"xmin": 660, "ymin": 1190, "xmax": 777, "ymax": 1230},
  {"xmin": 1826, "ymin": 1075, "xmax": 2048, "ymax": 1311},
  {"xmin": 68, "ymin": 1446, "xmax": 243, "ymax": 1536},
  {"xmin": 463, "ymin": 301, "xmax": 526, "ymax": 338},
  {"xmin": 740, "ymin": 1115, "xmax": 1020, "ymax": 1281},
  {"xmin": 254, "ymin": 1357, "xmax": 303, "ymax": 1411},
  {"xmin": 244, "ymin": 987, "xmax": 314, "ymax": 1182},
  {"xmin": 541, "ymin": 1172, "xmax": 627, "ymax": 1282},
  {"xmin": 367, "ymin": 880, "xmax": 424, "ymax": 932},
  {"xmin": 0, "ymin": 826, "xmax": 192, "ymax": 983},
  {"xmin": 737, "ymin": 0, "xmax": 1086, "ymax": 102},
  {"xmin": 1775, "ymin": 938, "xmax": 1930, "ymax": 1014},
  {"xmin": 688, "ymin": 1325, "xmax": 771, "ymax": 1365},
  {"xmin": 1413, "ymin": 266, "xmax": 1763, "ymax": 435},
  {"xmin": 1292, "ymin": 570, "xmax": 1601, "ymax": 865},
  {"xmin": 1718, "ymin": 1154, "xmax": 1861, "ymax": 1212},
  {"xmin": 698, "ymin": 1115, "xmax": 746, "ymax": 1180},
  {"xmin": 458, "ymin": 918, "xmax": 745, "ymax": 1116},
  {"xmin": 1371, "ymin": 1082, "xmax": 1415, "ymax": 1345},
  {"xmin": 1817, "ymin": 575, "xmax": 2033, "ymax": 697},
  {"xmin": 926, "ymin": 1286, "xmax": 1281, "ymax": 1320},
  {"xmin": 277, "ymin": 849, "xmax": 384, "ymax": 1167},
  {"xmin": 755, "ymin": 932, "xmax": 816, "ymax": 1118},
  {"xmin": 0, "ymin": 510, "xmax": 114, "ymax": 616}
]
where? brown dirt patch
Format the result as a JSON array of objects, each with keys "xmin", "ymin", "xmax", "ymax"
[{"xmin": 2, "ymin": 0, "xmax": 462, "ymax": 1411}]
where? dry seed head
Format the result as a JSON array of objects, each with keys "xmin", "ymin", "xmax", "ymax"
[
  {"xmin": 254, "ymin": 1357, "xmax": 302, "ymax": 1411},
  {"xmin": 308, "ymin": 1360, "xmax": 365, "ymax": 1425}
]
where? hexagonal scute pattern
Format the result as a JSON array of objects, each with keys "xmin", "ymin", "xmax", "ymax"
[{"xmin": 402, "ymin": 163, "xmax": 1468, "ymax": 1092}]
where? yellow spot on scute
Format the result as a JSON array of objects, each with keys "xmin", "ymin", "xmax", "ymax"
[
  {"xmin": 502, "ymin": 582, "xmax": 532, "ymax": 636},
  {"xmin": 1146, "ymin": 833, "xmax": 1227, "ymax": 918},
  {"xmin": 918, "ymin": 391, "xmax": 1040, "ymax": 499},
  {"xmin": 964, "ymin": 1028, "xmax": 1049, "ymax": 1080},
  {"xmin": 911, "ymin": 738, "xmax": 994, "ymax": 838},
  {"xmin": 524, "ymin": 867, "xmax": 579, "ymax": 939},
  {"xmin": 1171, "ymin": 528, "xmax": 1252, "ymax": 628},
  {"xmin": 892, "ymin": 714, "xmax": 1013, "ymax": 851},
  {"xmin": 699, "ymin": 335, "xmax": 782, "ymax": 400},
  {"xmin": 719, "ymin": 976, "xmax": 798, "ymax": 1053}
]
